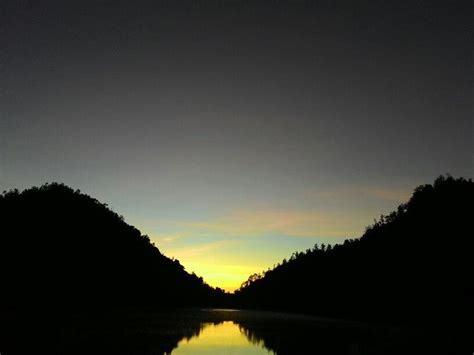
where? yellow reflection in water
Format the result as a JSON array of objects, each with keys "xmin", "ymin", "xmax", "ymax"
[{"xmin": 172, "ymin": 321, "xmax": 273, "ymax": 355}]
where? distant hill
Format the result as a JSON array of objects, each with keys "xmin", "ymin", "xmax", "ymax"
[
  {"xmin": 235, "ymin": 176, "xmax": 473, "ymax": 325},
  {"xmin": 0, "ymin": 183, "xmax": 226, "ymax": 309},
  {"xmin": 1, "ymin": 177, "xmax": 472, "ymax": 323}
]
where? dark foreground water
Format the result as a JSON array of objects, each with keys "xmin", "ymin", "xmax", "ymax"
[{"xmin": 1, "ymin": 308, "xmax": 467, "ymax": 354}]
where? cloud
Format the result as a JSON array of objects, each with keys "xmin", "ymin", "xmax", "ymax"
[
  {"xmin": 152, "ymin": 233, "xmax": 183, "ymax": 243},
  {"xmin": 166, "ymin": 239, "xmax": 241, "ymax": 259},
  {"xmin": 138, "ymin": 183, "xmax": 412, "ymax": 243},
  {"xmin": 136, "ymin": 184, "xmax": 414, "ymax": 291},
  {"xmin": 146, "ymin": 205, "xmax": 379, "ymax": 291},
  {"xmin": 306, "ymin": 184, "xmax": 412, "ymax": 203},
  {"xmin": 367, "ymin": 188, "xmax": 411, "ymax": 202},
  {"xmin": 169, "ymin": 209, "xmax": 365, "ymax": 238}
]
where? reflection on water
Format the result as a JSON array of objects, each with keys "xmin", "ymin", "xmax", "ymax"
[
  {"xmin": 3, "ymin": 308, "xmax": 462, "ymax": 354},
  {"xmin": 172, "ymin": 320, "xmax": 274, "ymax": 355}
]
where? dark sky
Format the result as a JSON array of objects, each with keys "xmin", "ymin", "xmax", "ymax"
[{"xmin": 1, "ymin": 0, "xmax": 472, "ymax": 290}]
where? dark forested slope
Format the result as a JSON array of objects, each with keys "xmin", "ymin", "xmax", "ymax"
[
  {"xmin": 235, "ymin": 176, "xmax": 473, "ymax": 324},
  {"xmin": 0, "ymin": 183, "xmax": 225, "ymax": 309}
]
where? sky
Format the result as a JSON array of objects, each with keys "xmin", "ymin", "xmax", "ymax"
[{"xmin": 1, "ymin": 0, "xmax": 472, "ymax": 291}]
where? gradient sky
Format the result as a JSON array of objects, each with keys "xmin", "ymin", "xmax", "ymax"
[{"xmin": 1, "ymin": 1, "xmax": 472, "ymax": 291}]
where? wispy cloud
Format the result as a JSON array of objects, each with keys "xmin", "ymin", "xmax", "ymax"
[
  {"xmin": 367, "ymin": 187, "xmax": 411, "ymax": 202},
  {"xmin": 153, "ymin": 233, "xmax": 183, "ymax": 243},
  {"xmin": 305, "ymin": 184, "xmax": 412, "ymax": 203},
  {"xmin": 137, "ymin": 183, "xmax": 415, "ymax": 291},
  {"xmin": 166, "ymin": 239, "xmax": 241, "ymax": 259},
  {"xmin": 167, "ymin": 209, "xmax": 366, "ymax": 238}
]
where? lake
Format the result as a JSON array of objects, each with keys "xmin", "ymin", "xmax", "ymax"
[
  {"xmin": 1, "ymin": 308, "xmax": 464, "ymax": 354},
  {"xmin": 172, "ymin": 319, "xmax": 273, "ymax": 354}
]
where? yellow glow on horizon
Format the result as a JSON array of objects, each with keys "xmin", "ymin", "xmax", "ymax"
[
  {"xmin": 132, "ymin": 183, "xmax": 414, "ymax": 292},
  {"xmin": 145, "ymin": 208, "xmax": 372, "ymax": 291},
  {"xmin": 179, "ymin": 261, "xmax": 264, "ymax": 292}
]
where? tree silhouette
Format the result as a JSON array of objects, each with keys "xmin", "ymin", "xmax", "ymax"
[
  {"xmin": 235, "ymin": 176, "xmax": 473, "ymax": 329},
  {"xmin": 0, "ymin": 176, "xmax": 472, "ymax": 353},
  {"xmin": 0, "ymin": 182, "xmax": 229, "ymax": 310}
]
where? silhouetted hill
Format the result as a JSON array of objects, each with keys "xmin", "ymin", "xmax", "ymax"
[
  {"xmin": 235, "ymin": 176, "xmax": 473, "ymax": 327},
  {"xmin": 0, "ymin": 183, "xmax": 226, "ymax": 310},
  {"xmin": 1, "ymin": 178, "xmax": 471, "ymax": 353}
]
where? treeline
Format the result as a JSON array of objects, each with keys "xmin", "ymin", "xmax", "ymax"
[
  {"xmin": 1, "ymin": 176, "xmax": 472, "ymax": 325},
  {"xmin": 0, "ymin": 183, "xmax": 228, "ymax": 310},
  {"xmin": 235, "ymin": 176, "xmax": 473, "ymax": 325}
]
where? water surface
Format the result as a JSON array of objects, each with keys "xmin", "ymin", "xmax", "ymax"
[
  {"xmin": 172, "ymin": 320, "xmax": 274, "ymax": 354},
  {"xmin": 2, "ymin": 308, "xmax": 462, "ymax": 354}
]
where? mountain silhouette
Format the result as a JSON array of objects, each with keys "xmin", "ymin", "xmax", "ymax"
[
  {"xmin": 0, "ymin": 177, "xmax": 472, "ymax": 353},
  {"xmin": 235, "ymin": 176, "xmax": 473, "ymax": 329},
  {"xmin": 0, "ymin": 182, "xmax": 227, "ymax": 310}
]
